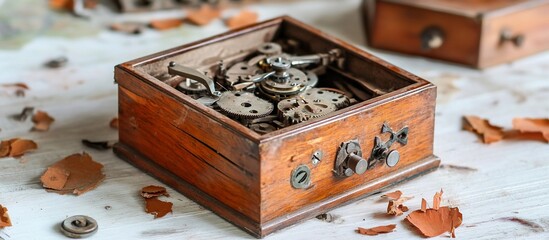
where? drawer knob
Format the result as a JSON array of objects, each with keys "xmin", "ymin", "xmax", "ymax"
[
  {"xmin": 420, "ymin": 26, "xmax": 445, "ymax": 50},
  {"xmin": 348, "ymin": 153, "xmax": 368, "ymax": 175},
  {"xmin": 500, "ymin": 29, "xmax": 524, "ymax": 47},
  {"xmin": 334, "ymin": 140, "xmax": 366, "ymax": 177}
]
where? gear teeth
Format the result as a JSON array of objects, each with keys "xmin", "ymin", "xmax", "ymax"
[{"xmin": 216, "ymin": 91, "xmax": 274, "ymax": 119}]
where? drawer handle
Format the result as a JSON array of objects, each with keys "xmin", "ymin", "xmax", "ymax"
[
  {"xmin": 368, "ymin": 122, "xmax": 408, "ymax": 168},
  {"xmin": 500, "ymin": 28, "xmax": 524, "ymax": 47},
  {"xmin": 420, "ymin": 26, "xmax": 445, "ymax": 50}
]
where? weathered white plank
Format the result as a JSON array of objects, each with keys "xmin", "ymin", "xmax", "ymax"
[{"xmin": 1, "ymin": 0, "xmax": 548, "ymax": 239}]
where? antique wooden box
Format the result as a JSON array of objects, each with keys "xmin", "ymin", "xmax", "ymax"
[
  {"xmin": 362, "ymin": 0, "xmax": 549, "ymax": 68},
  {"xmin": 113, "ymin": 16, "xmax": 440, "ymax": 238}
]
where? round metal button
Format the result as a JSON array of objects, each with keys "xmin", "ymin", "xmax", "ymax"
[
  {"xmin": 60, "ymin": 215, "xmax": 98, "ymax": 238},
  {"xmin": 386, "ymin": 150, "xmax": 400, "ymax": 167}
]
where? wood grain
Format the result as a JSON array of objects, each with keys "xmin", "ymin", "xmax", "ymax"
[
  {"xmin": 365, "ymin": 0, "xmax": 549, "ymax": 68},
  {"xmin": 370, "ymin": 1, "xmax": 482, "ymax": 66},
  {"xmin": 114, "ymin": 16, "xmax": 440, "ymax": 237},
  {"xmin": 2, "ymin": 1, "xmax": 548, "ymax": 239},
  {"xmin": 478, "ymin": 2, "xmax": 549, "ymax": 68}
]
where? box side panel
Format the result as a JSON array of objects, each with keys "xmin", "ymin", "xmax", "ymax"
[
  {"xmin": 478, "ymin": 3, "xmax": 549, "ymax": 68},
  {"xmin": 370, "ymin": 1, "xmax": 481, "ymax": 66},
  {"xmin": 116, "ymin": 69, "xmax": 260, "ymax": 174},
  {"xmin": 116, "ymin": 69, "xmax": 260, "ymax": 222},
  {"xmin": 260, "ymin": 85, "xmax": 436, "ymax": 222}
]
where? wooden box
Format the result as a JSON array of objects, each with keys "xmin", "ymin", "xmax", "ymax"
[
  {"xmin": 362, "ymin": 0, "xmax": 549, "ymax": 68},
  {"xmin": 113, "ymin": 16, "xmax": 440, "ymax": 238}
]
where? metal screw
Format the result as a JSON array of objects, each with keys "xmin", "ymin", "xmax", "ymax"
[
  {"xmin": 291, "ymin": 165, "xmax": 311, "ymax": 189},
  {"xmin": 311, "ymin": 150, "xmax": 323, "ymax": 165},
  {"xmin": 60, "ymin": 215, "xmax": 98, "ymax": 238}
]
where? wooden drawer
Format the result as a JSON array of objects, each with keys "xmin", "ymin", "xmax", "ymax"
[
  {"xmin": 479, "ymin": 3, "xmax": 549, "ymax": 68},
  {"xmin": 363, "ymin": 0, "xmax": 549, "ymax": 68},
  {"xmin": 113, "ymin": 16, "xmax": 440, "ymax": 238}
]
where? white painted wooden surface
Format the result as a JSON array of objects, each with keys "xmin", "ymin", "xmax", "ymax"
[{"xmin": 1, "ymin": 0, "xmax": 548, "ymax": 239}]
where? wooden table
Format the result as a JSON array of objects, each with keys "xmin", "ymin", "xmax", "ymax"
[{"xmin": 1, "ymin": 0, "xmax": 548, "ymax": 239}]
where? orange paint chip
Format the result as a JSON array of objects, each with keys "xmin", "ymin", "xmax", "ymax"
[
  {"xmin": 511, "ymin": 118, "xmax": 549, "ymax": 142},
  {"xmin": 0, "ymin": 205, "xmax": 12, "ymax": 228},
  {"xmin": 387, "ymin": 196, "xmax": 413, "ymax": 216},
  {"xmin": 186, "ymin": 5, "xmax": 221, "ymax": 26},
  {"xmin": 49, "ymin": 0, "xmax": 74, "ymax": 11},
  {"xmin": 1, "ymin": 83, "xmax": 29, "ymax": 89},
  {"xmin": 0, "ymin": 138, "xmax": 38, "ymax": 158},
  {"xmin": 40, "ymin": 152, "xmax": 105, "ymax": 195},
  {"xmin": 406, "ymin": 190, "xmax": 463, "ymax": 238},
  {"xmin": 110, "ymin": 118, "xmax": 119, "ymax": 129},
  {"xmin": 433, "ymin": 189, "xmax": 443, "ymax": 210},
  {"xmin": 40, "ymin": 167, "xmax": 70, "ymax": 190},
  {"xmin": 381, "ymin": 190, "xmax": 402, "ymax": 199},
  {"xmin": 407, "ymin": 207, "xmax": 462, "ymax": 238},
  {"xmin": 141, "ymin": 185, "xmax": 170, "ymax": 198},
  {"xmin": 144, "ymin": 198, "xmax": 173, "ymax": 219},
  {"xmin": 150, "ymin": 18, "xmax": 183, "ymax": 30},
  {"xmin": 463, "ymin": 115, "xmax": 504, "ymax": 143},
  {"xmin": 32, "ymin": 110, "xmax": 55, "ymax": 132},
  {"xmin": 226, "ymin": 10, "xmax": 258, "ymax": 29},
  {"xmin": 357, "ymin": 224, "xmax": 396, "ymax": 236},
  {"xmin": 421, "ymin": 198, "xmax": 427, "ymax": 212}
]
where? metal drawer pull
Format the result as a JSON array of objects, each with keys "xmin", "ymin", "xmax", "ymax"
[{"xmin": 500, "ymin": 28, "xmax": 525, "ymax": 47}]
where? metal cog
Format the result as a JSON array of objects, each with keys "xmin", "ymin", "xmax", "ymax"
[
  {"xmin": 281, "ymin": 100, "xmax": 337, "ymax": 124},
  {"xmin": 216, "ymin": 91, "xmax": 274, "ymax": 119},
  {"xmin": 301, "ymin": 88, "xmax": 350, "ymax": 108},
  {"xmin": 224, "ymin": 62, "xmax": 262, "ymax": 86},
  {"xmin": 257, "ymin": 42, "xmax": 282, "ymax": 56}
]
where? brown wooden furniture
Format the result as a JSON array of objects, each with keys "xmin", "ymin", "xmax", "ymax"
[
  {"xmin": 362, "ymin": 0, "xmax": 549, "ymax": 68},
  {"xmin": 113, "ymin": 16, "xmax": 440, "ymax": 238}
]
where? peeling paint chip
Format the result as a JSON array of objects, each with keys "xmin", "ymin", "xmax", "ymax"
[
  {"xmin": 0, "ymin": 204, "xmax": 11, "ymax": 228},
  {"xmin": 387, "ymin": 196, "xmax": 413, "ymax": 216},
  {"xmin": 406, "ymin": 189, "xmax": 463, "ymax": 238},
  {"xmin": 186, "ymin": 5, "xmax": 221, "ymax": 26},
  {"xmin": 40, "ymin": 152, "xmax": 105, "ymax": 195},
  {"xmin": 357, "ymin": 224, "xmax": 396, "ymax": 236},
  {"xmin": 32, "ymin": 110, "xmax": 55, "ymax": 132},
  {"xmin": 462, "ymin": 115, "xmax": 504, "ymax": 143},
  {"xmin": 0, "ymin": 138, "xmax": 38, "ymax": 158},
  {"xmin": 141, "ymin": 185, "xmax": 173, "ymax": 218},
  {"xmin": 381, "ymin": 190, "xmax": 402, "ymax": 199},
  {"xmin": 150, "ymin": 18, "xmax": 183, "ymax": 30},
  {"xmin": 141, "ymin": 185, "xmax": 170, "ymax": 199},
  {"xmin": 145, "ymin": 198, "xmax": 173, "ymax": 219},
  {"xmin": 49, "ymin": 0, "xmax": 74, "ymax": 11},
  {"xmin": 510, "ymin": 118, "xmax": 549, "ymax": 143},
  {"xmin": 226, "ymin": 10, "xmax": 258, "ymax": 29}
]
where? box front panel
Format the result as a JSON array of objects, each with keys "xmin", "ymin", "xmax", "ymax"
[
  {"xmin": 479, "ymin": 3, "xmax": 549, "ymax": 68},
  {"xmin": 370, "ymin": 1, "xmax": 481, "ymax": 66},
  {"xmin": 260, "ymin": 85, "xmax": 436, "ymax": 222},
  {"xmin": 116, "ymin": 69, "xmax": 260, "ymax": 222}
]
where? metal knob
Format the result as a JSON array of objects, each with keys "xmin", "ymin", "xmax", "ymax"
[
  {"xmin": 348, "ymin": 153, "xmax": 368, "ymax": 175},
  {"xmin": 500, "ymin": 29, "xmax": 524, "ymax": 47},
  {"xmin": 386, "ymin": 150, "xmax": 400, "ymax": 167},
  {"xmin": 421, "ymin": 27, "xmax": 444, "ymax": 50}
]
